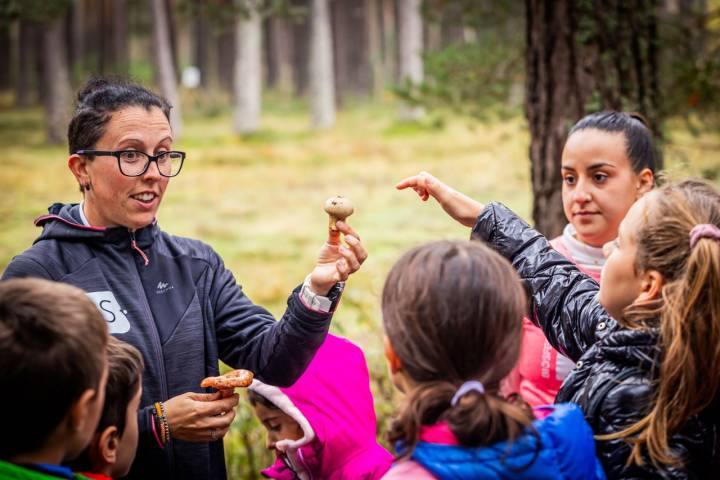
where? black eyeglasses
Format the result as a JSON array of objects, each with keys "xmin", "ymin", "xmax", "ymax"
[{"xmin": 75, "ymin": 150, "xmax": 186, "ymax": 177}]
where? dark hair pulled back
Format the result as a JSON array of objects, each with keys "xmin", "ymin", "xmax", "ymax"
[
  {"xmin": 569, "ymin": 111, "xmax": 656, "ymax": 174},
  {"xmin": 67, "ymin": 77, "xmax": 172, "ymax": 154}
]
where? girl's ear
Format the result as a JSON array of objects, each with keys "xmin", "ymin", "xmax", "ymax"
[
  {"xmin": 638, "ymin": 269, "xmax": 664, "ymax": 302},
  {"xmin": 636, "ymin": 168, "xmax": 654, "ymax": 198},
  {"xmin": 383, "ymin": 335, "xmax": 403, "ymax": 374},
  {"xmin": 98, "ymin": 426, "xmax": 119, "ymax": 465}
]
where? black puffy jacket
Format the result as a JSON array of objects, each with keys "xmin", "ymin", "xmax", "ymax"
[{"xmin": 472, "ymin": 202, "xmax": 720, "ymax": 479}]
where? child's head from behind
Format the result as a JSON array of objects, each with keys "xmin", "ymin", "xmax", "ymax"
[
  {"xmin": 562, "ymin": 111, "xmax": 655, "ymax": 247},
  {"xmin": 68, "ymin": 336, "xmax": 144, "ymax": 478},
  {"xmin": 382, "ymin": 240, "xmax": 530, "ymax": 454},
  {"xmin": 0, "ymin": 278, "xmax": 108, "ymax": 462},
  {"xmin": 599, "ymin": 180, "xmax": 720, "ymax": 466},
  {"xmin": 248, "ymin": 390, "xmax": 304, "ymax": 451}
]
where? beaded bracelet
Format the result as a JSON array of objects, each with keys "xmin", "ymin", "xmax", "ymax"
[
  {"xmin": 150, "ymin": 412, "xmax": 164, "ymax": 449},
  {"xmin": 155, "ymin": 402, "xmax": 170, "ymax": 443},
  {"xmin": 155, "ymin": 401, "xmax": 171, "ymax": 444}
]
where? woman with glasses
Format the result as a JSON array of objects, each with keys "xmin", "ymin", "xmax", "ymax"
[{"xmin": 2, "ymin": 78, "xmax": 368, "ymax": 479}]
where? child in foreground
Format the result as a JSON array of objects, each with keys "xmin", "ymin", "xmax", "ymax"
[
  {"xmin": 398, "ymin": 173, "xmax": 720, "ymax": 477},
  {"xmin": 66, "ymin": 337, "xmax": 144, "ymax": 480},
  {"xmin": 248, "ymin": 334, "xmax": 392, "ymax": 479},
  {"xmin": 380, "ymin": 240, "xmax": 604, "ymax": 479},
  {"xmin": 0, "ymin": 278, "xmax": 108, "ymax": 479}
]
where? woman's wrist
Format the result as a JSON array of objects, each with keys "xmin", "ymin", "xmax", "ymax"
[{"xmin": 152, "ymin": 401, "xmax": 171, "ymax": 448}]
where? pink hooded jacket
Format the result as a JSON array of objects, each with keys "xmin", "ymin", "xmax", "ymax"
[{"xmin": 249, "ymin": 334, "xmax": 392, "ymax": 480}]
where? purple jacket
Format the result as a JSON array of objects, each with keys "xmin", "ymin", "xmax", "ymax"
[{"xmin": 250, "ymin": 334, "xmax": 392, "ymax": 480}]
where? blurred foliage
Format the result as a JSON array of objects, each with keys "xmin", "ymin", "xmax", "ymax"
[
  {"xmin": 395, "ymin": 0, "xmax": 524, "ymax": 121},
  {"xmin": 0, "ymin": 0, "xmax": 70, "ymax": 23},
  {"xmin": 400, "ymin": 0, "xmax": 720, "ymax": 135},
  {"xmin": 176, "ymin": 0, "xmax": 308, "ymax": 31},
  {"xmin": 660, "ymin": 5, "xmax": 720, "ymax": 133}
]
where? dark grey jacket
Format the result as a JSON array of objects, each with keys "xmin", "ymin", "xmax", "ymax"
[
  {"xmin": 473, "ymin": 202, "xmax": 719, "ymax": 479},
  {"xmin": 2, "ymin": 203, "xmax": 338, "ymax": 479}
]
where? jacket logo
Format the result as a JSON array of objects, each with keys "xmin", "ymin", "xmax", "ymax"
[
  {"xmin": 86, "ymin": 291, "xmax": 130, "ymax": 334},
  {"xmin": 156, "ymin": 281, "xmax": 174, "ymax": 294}
]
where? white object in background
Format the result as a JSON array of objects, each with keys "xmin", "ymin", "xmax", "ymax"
[{"xmin": 182, "ymin": 66, "xmax": 201, "ymax": 89}]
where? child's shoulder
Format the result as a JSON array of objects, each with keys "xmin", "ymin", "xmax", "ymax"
[
  {"xmin": 382, "ymin": 460, "xmax": 435, "ymax": 479},
  {"xmin": 0, "ymin": 460, "xmax": 86, "ymax": 480}
]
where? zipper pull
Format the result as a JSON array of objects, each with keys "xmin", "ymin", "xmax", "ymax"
[{"xmin": 129, "ymin": 230, "xmax": 150, "ymax": 266}]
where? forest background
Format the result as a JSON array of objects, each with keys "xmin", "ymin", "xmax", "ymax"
[{"xmin": 0, "ymin": 0, "xmax": 719, "ymax": 477}]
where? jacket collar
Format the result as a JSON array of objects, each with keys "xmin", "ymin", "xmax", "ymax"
[
  {"xmin": 598, "ymin": 327, "xmax": 660, "ymax": 371},
  {"xmin": 34, "ymin": 203, "xmax": 159, "ymax": 249}
]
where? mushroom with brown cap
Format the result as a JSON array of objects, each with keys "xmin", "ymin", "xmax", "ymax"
[{"xmin": 324, "ymin": 195, "xmax": 354, "ymax": 231}]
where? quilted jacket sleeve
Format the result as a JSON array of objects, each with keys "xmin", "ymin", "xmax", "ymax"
[{"xmin": 471, "ymin": 202, "xmax": 616, "ymax": 362}]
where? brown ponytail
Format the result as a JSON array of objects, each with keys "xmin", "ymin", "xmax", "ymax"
[
  {"xmin": 382, "ymin": 240, "xmax": 533, "ymax": 458},
  {"xmin": 599, "ymin": 180, "xmax": 720, "ymax": 467}
]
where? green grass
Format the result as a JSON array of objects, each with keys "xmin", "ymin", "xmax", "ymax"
[{"xmin": 1, "ymin": 95, "xmax": 718, "ymax": 478}]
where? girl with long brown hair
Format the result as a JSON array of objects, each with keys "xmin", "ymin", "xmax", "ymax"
[
  {"xmin": 381, "ymin": 240, "xmax": 604, "ymax": 479},
  {"xmin": 397, "ymin": 174, "xmax": 720, "ymax": 478}
]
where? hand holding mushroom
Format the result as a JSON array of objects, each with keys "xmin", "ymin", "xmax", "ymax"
[{"xmin": 308, "ymin": 196, "xmax": 367, "ymax": 296}]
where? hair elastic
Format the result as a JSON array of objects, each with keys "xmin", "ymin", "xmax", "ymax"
[
  {"xmin": 689, "ymin": 224, "xmax": 720, "ymax": 249},
  {"xmin": 451, "ymin": 380, "xmax": 486, "ymax": 406}
]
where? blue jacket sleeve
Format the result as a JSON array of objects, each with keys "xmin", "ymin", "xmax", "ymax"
[
  {"xmin": 1, "ymin": 255, "xmax": 54, "ymax": 280},
  {"xmin": 207, "ymin": 252, "xmax": 333, "ymax": 387},
  {"xmin": 471, "ymin": 202, "xmax": 617, "ymax": 362}
]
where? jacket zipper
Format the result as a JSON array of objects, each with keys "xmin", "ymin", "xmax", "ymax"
[
  {"xmin": 128, "ymin": 230, "xmax": 174, "ymax": 473},
  {"xmin": 130, "ymin": 230, "xmax": 150, "ymax": 266}
]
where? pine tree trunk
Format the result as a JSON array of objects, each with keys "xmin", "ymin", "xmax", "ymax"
[
  {"xmin": 291, "ymin": 0, "xmax": 310, "ymax": 97},
  {"xmin": 397, "ymin": 0, "xmax": 423, "ymax": 121},
  {"xmin": 193, "ymin": 1, "xmax": 209, "ymax": 88},
  {"xmin": 0, "ymin": 22, "xmax": 11, "ymax": 90},
  {"xmin": 150, "ymin": 0, "xmax": 183, "ymax": 136},
  {"xmin": 112, "ymin": 0, "xmax": 129, "ymax": 74},
  {"xmin": 525, "ymin": 0, "xmax": 589, "ymax": 237},
  {"xmin": 42, "ymin": 16, "xmax": 72, "ymax": 144},
  {"xmin": 34, "ymin": 22, "xmax": 48, "ymax": 108},
  {"xmin": 265, "ymin": 16, "xmax": 293, "ymax": 92},
  {"xmin": 331, "ymin": 0, "xmax": 371, "ymax": 100},
  {"xmin": 309, "ymin": 0, "xmax": 335, "ymax": 128},
  {"xmin": 217, "ymin": 27, "xmax": 236, "ymax": 92},
  {"xmin": 234, "ymin": 0, "xmax": 262, "ymax": 134},
  {"xmin": 367, "ymin": 0, "xmax": 385, "ymax": 97},
  {"xmin": 70, "ymin": 0, "xmax": 86, "ymax": 82},
  {"xmin": 380, "ymin": 0, "xmax": 397, "ymax": 85},
  {"xmin": 15, "ymin": 21, "xmax": 34, "ymax": 107}
]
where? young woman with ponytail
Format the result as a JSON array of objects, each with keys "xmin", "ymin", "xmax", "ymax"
[
  {"xmin": 380, "ymin": 240, "xmax": 604, "ymax": 479},
  {"xmin": 397, "ymin": 174, "xmax": 720, "ymax": 478}
]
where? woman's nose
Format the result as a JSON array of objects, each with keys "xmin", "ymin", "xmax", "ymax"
[
  {"xmin": 142, "ymin": 159, "xmax": 164, "ymax": 181},
  {"xmin": 573, "ymin": 181, "xmax": 592, "ymax": 203}
]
